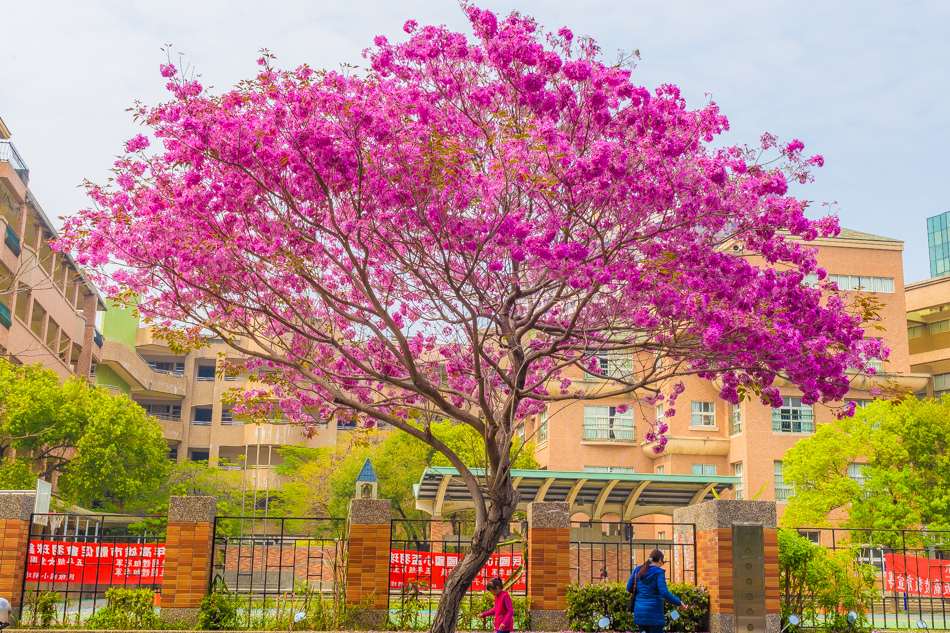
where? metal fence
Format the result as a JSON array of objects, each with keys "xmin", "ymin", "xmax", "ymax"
[
  {"xmin": 796, "ymin": 527, "xmax": 950, "ymax": 630},
  {"xmin": 211, "ymin": 516, "xmax": 347, "ymax": 623},
  {"xmin": 19, "ymin": 513, "xmax": 166, "ymax": 625},
  {"xmin": 569, "ymin": 519, "xmax": 697, "ymax": 586},
  {"xmin": 388, "ymin": 519, "xmax": 528, "ymax": 630}
]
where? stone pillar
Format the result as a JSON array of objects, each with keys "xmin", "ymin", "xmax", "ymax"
[
  {"xmin": 527, "ymin": 501, "xmax": 570, "ymax": 631},
  {"xmin": 674, "ymin": 500, "xmax": 780, "ymax": 633},
  {"xmin": 0, "ymin": 494, "xmax": 35, "ymax": 616},
  {"xmin": 345, "ymin": 498, "xmax": 391, "ymax": 629},
  {"xmin": 161, "ymin": 496, "xmax": 217, "ymax": 625}
]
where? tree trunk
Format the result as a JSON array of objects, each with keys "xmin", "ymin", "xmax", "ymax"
[{"xmin": 429, "ymin": 494, "xmax": 519, "ymax": 633}]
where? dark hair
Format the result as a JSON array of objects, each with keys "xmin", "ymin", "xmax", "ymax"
[
  {"xmin": 487, "ymin": 577, "xmax": 504, "ymax": 591},
  {"xmin": 636, "ymin": 549, "xmax": 665, "ymax": 580}
]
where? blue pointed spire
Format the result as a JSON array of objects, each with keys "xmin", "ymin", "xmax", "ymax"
[{"xmin": 356, "ymin": 458, "xmax": 378, "ymax": 483}]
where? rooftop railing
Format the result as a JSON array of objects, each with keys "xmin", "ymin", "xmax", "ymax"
[{"xmin": 0, "ymin": 140, "xmax": 29, "ymax": 185}]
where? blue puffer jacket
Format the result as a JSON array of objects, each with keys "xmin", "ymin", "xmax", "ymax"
[{"xmin": 626, "ymin": 564, "xmax": 682, "ymax": 626}]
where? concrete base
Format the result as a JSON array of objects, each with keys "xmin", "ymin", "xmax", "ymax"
[
  {"xmin": 710, "ymin": 612, "xmax": 734, "ymax": 633},
  {"xmin": 159, "ymin": 607, "xmax": 199, "ymax": 628},
  {"xmin": 346, "ymin": 607, "xmax": 388, "ymax": 630},
  {"xmin": 530, "ymin": 609, "xmax": 568, "ymax": 631},
  {"xmin": 767, "ymin": 612, "xmax": 781, "ymax": 633}
]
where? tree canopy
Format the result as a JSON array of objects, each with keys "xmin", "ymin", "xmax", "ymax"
[
  {"xmin": 781, "ymin": 397, "xmax": 950, "ymax": 536},
  {"xmin": 0, "ymin": 358, "xmax": 171, "ymax": 509},
  {"xmin": 59, "ymin": 7, "xmax": 880, "ymax": 631}
]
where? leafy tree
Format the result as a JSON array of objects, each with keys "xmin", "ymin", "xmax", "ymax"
[
  {"xmin": 782, "ymin": 398, "xmax": 950, "ymax": 541},
  {"xmin": 62, "ymin": 8, "xmax": 879, "ymax": 631},
  {"xmin": 0, "ymin": 358, "xmax": 171, "ymax": 508}
]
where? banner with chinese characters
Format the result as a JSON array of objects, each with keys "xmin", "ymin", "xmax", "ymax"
[
  {"xmin": 389, "ymin": 549, "xmax": 526, "ymax": 591},
  {"xmin": 26, "ymin": 540, "xmax": 165, "ymax": 585},
  {"xmin": 884, "ymin": 554, "xmax": 950, "ymax": 598}
]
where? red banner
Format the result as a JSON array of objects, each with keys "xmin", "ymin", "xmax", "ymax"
[
  {"xmin": 389, "ymin": 549, "xmax": 526, "ymax": 591},
  {"xmin": 884, "ymin": 554, "xmax": 950, "ymax": 598},
  {"xmin": 26, "ymin": 540, "xmax": 165, "ymax": 585}
]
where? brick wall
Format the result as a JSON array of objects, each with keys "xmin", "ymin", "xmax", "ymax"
[
  {"xmin": 345, "ymin": 523, "xmax": 390, "ymax": 609},
  {"xmin": 0, "ymin": 518, "xmax": 30, "ymax": 607},
  {"xmin": 764, "ymin": 528, "xmax": 780, "ymax": 615},
  {"xmin": 527, "ymin": 527, "xmax": 570, "ymax": 610},
  {"xmin": 162, "ymin": 520, "xmax": 214, "ymax": 609}
]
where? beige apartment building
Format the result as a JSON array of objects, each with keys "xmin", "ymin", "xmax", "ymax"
[
  {"xmin": 0, "ymin": 117, "xmax": 107, "ymax": 378},
  {"xmin": 905, "ymin": 276, "xmax": 950, "ymax": 396},
  {"xmin": 519, "ymin": 229, "xmax": 928, "ymax": 518},
  {"xmin": 95, "ymin": 302, "xmax": 338, "ymax": 488}
]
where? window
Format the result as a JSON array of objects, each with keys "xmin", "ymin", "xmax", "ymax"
[
  {"xmin": 733, "ymin": 462, "xmax": 744, "ymax": 500},
  {"xmin": 908, "ymin": 325, "xmax": 923, "ymax": 339},
  {"xmin": 538, "ymin": 410, "xmax": 548, "ymax": 444},
  {"xmin": 692, "ymin": 464, "xmax": 717, "ymax": 476},
  {"xmin": 584, "ymin": 466, "xmax": 636, "ymax": 474},
  {"xmin": 222, "ymin": 410, "xmax": 235, "ymax": 425},
  {"xmin": 731, "ymin": 404, "xmax": 741, "ymax": 435},
  {"xmin": 583, "ymin": 405, "xmax": 635, "ymax": 441},
  {"xmin": 196, "ymin": 364, "xmax": 216, "ymax": 381},
  {"xmin": 802, "ymin": 273, "xmax": 819, "ymax": 287},
  {"xmin": 848, "ymin": 463, "xmax": 866, "ymax": 487},
  {"xmin": 798, "ymin": 530, "xmax": 821, "ymax": 545},
  {"xmin": 516, "ymin": 424, "xmax": 525, "ymax": 442},
  {"xmin": 657, "ymin": 531, "xmax": 667, "ymax": 540},
  {"xmin": 655, "ymin": 404, "xmax": 664, "ymax": 422},
  {"xmin": 172, "ymin": 405, "xmax": 182, "ymax": 419},
  {"xmin": 690, "ymin": 401, "xmax": 716, "ymax": 427},
  {"xmin": 827, "ymin": 275, "xmax": 895, "ymax": 293},
  {"xmin": 168, "ymin": 448, "xmax": 178, "ymax": 461},
  {"xmin": 772, "ymin": 397, "xmax": 814, "ymax": 433},
  {"xmin": 190, "ymin": 450, "xmax": 210, "ymax": 462},
  {"xmin": 89, "ymin": 364, "xmax": 97, "ymax": 379},
  {"xmin": 775, "ymin": 461, "xmax": 793, "ymax": 501},
  {"xmin": 849, "ymin": 399, "xmax": 872, "ymax": 409},
  {"xmin": 656, "ymin": 466, "xmax": 665, "ymax": 475},
  {"xmin": 932, "ymin": 320, "xmax": 950, "ymax": 335},
  {"xmin": 192, "ymin": 407, "xmax": 213, "ymax": 425},
  {"xmin": 867, "ymin": 359, "xmax": 884, "ymax": 371},
  {"xmin": 936, "ymin": 373, "xmax": 950, "ymax": 393},
  {"xmin": 586, "ymin": 351, "xmax": 634, "ymax": 379}
]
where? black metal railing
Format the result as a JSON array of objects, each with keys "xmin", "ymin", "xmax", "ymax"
[
  {"xmin": 388, "ymin": 519, "xmax": 528, "ymax": 631},
  {"xmin": 19, "ymin": 513, "xmax": 166, "ymax": 625},
  {"xmin": 0, "ymin": 139, "xmax": 29, "ymax": 185},
  {"xmin": 569, "ymin": 520, "xmax": 697, "ymax": 586},
  {"xmin": 211, "ymin": 516, "xmax": 347, "ymax": 628},
  {"xmin": 793, "ymin": 527, "xmax": 950, "ymax": 631}
]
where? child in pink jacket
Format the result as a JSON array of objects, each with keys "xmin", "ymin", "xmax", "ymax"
[{"xmin": 479, "ymin": 577, "xmax": 514, "ymax": 633}]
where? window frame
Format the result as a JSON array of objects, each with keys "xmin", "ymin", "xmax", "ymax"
[{"xmin": 690, "ymin": 401, "xmax": 716, "ymax": 427}]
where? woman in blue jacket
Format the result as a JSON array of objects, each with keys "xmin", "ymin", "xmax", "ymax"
[{"xmin": 626, "ymin": 549, "xmax": 682, "ymax": 633}]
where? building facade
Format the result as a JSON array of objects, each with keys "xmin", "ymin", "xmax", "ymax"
[
  {"xmin": 926, "ymin": 210, "xmax": 950, "ymax": 278},
  {"xmin": 519, "ymin": 229, "xmax": 927, "ymax": 517},
  {"xmin": 95, "ymin": 302, "xmax": 339, "ymax": 488},
  {"xmin": 0, "ymin": 117, "xmax": 106, "ymax": 378}
]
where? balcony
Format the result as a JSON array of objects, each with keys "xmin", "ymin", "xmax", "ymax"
[
  {"xmin": 4, "ymin": 225, "xmax": 20, "ymax": 257},
  {"xmin": 100, "ymin": 339, "xmax": 188, "ymax": 397},
  {"xmin": 581, "ymin": 420, "xmax": 635, "ymax": 443},
  {"xmin": 94, "ymin": 328, "xmax": 103, "ymax": 347},
  {"xmin": 0, "ymin": 302, "xmax": 10, "ymax": 329},
  {"xmin": 0, "ymin": 141, "xmax": 29, "ymax": 185}
]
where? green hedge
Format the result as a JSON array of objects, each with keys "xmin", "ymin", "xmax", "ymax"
[{"xmin": 566, "ymin": 581, "xmax": 709, "ymax": 632}]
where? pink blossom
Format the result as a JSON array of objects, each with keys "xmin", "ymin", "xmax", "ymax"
[{"xmin": 124, "ymin": 134, "xmax": 150, "ymax": 153}]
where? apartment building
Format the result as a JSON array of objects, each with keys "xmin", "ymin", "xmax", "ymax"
[
  {"xmin": 519, "ymin": 229, "xmax": 928, "ymax": 518},
  {"xmin": 0, "ymin": 117, "xmax": 107, "ymax": 379},
  {"xmin": 95, "ymin": 302, "xmax": 338, "ymax": 488}
]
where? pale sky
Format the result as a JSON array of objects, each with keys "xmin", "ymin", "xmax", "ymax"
[{"xmin": 2, "ymin": 0, "xmax": 948, "ymax": 283}]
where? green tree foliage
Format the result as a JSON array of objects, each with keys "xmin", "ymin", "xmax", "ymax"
[
  {"xmin": 276, "ymin": 422, "xmax": 537, "ymax": 522},
  {"xmin": 0, "ymin": 358, "xmax": 170, "ymax": 508},
  {"xmin": 781, "ymin": 397, "xmax": 950, "ymax": 536},
  {"xmin": 778, "ymin": 529, "xmax": 878, "ymax": 632}
]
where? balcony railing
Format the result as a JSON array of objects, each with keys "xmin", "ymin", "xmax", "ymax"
[
  {"xmin": 0, "ymin": 140, "xmax": 29, "ymax": 185},
  {"xmin": 0, "ymin": 302, "xmax": 11, "ymax": 329},
  {"xmin": 147, "ymin": 412, "xmax": 182, "ymax": 422},
  {"xmin": 582, "ymin": 421, "xmax": 635, "ymax": 442},
  {"xmin": 93, "ymin": 328, "xmax": 103, "ymax": 347},
  {"xmin": 191, "ymin": 420, "xmax": 212, "ymax": 426},
  {"xmin": 4, "ymin": 225, "xmax": 20, "ymax": 257}
]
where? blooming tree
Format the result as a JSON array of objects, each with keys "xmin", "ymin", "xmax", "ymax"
[{"xmin": 61, "ymin": 7, "xmax": 882, "ymax": 630}]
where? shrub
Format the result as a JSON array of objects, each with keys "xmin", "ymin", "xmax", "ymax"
[
  {"xmin": 457, "ymin": 593, "xmax": 531, "ymax": 631},
  {"xmin": 779, "ymin": 529, "xmax": 879, "ymax": 633},
  {"xmin": 198, "ymin": 576, "xmax": 242, "ymax": 631},
  {"xmin": 85, "ymin": 588, "xmax": 158, "ymax": 630},
  {"xmin": 566, "ymin": 581, "xmax": 707, "ymax": 633},
  {"xmin": 23, "ymin": 589, "xmax": 63, "ymax": 628}
]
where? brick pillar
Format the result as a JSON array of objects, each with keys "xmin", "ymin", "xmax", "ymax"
[
  {"xmin": 527, "ymin": 501, "xmax": 570, "ymax": 631},
  {"xmin": 674, "ymin": 499, "xmax": 780, "ymax": 633},
  {"xmin": 0, "ymin": 493, "xmax": 35, "ymax": 616},
  {"xmin": 345, "ymin": 498, "xmax": 391, "ymax": 629},
  {"xmin": 161, "ymin": 496, "xmax": 216, "ymax": 625}
]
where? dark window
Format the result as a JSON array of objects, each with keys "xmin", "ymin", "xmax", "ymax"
[
  {"xmin": 168, "ymin": 448, "xmax": 178, "ymax": 460},
  {"xmin": 196, "ymin": 365, "xmax": 216, "ymax": 380},
  {"xmin": 190, "ymin": 450, "xmax": 209, "ymax": 462},
  {"xmin": 193, "ymin": 408, "xmax": 213, "ymax": 423}
]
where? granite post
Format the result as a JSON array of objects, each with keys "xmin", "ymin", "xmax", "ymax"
[
  {"xmin": 160, "ymin": 496, "xmax": 217, "ymax": 625},
  {"xmin": 0, "ymin": 494, "xmax": 35, "ymax": 616},
  {"xmin": 345, "ymin": 498, "xmax": 392, "ymax": 629},
  {"xmin": 674, "ymin": 499, "xmax": 780, "ymax": 633},
  {"xmin": 527, "ymin": 501, "xmax": 570, "ymax": 631}
]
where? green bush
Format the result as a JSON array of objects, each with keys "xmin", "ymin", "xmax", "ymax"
[
  {"xmin": 779, "ymin": 529, "xmax": 879, "ymax": 633},
  {"xmin": 566, "ymin": 581, "xmax": 707, "ymax": 633},
  {"xmin": 198, "ymin": 576, "xmax": 242, "ymax": 631},
  {"xmin": 85, "ymin": 588, "xmax": 158, "ymax": 630},
  {"xmin": 457, "ymin": 593, "xmax": 531, "ymax": 631},
  {"xmin": 23, "ymin": 589, "xmax": 64, "ymax": 628}
]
